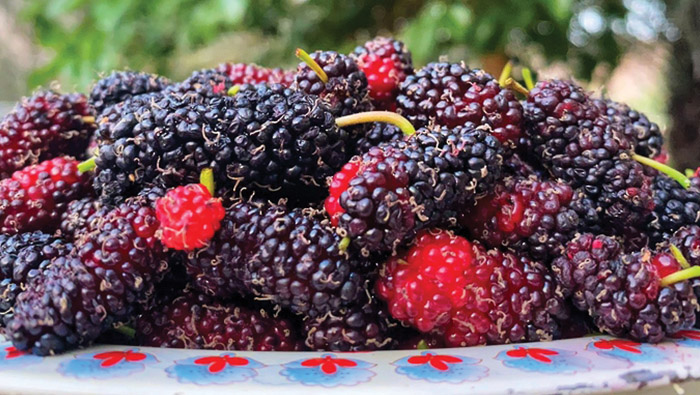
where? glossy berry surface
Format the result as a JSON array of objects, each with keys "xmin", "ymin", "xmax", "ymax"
[
  {"xmin": 353, "ymin": 37, "xmax": 413, "ymax": 109},
  {"xmin": 462, "ymin": 175, "xmax": 579, "ymax": 261},
  {"xmin": 0, "ymin": 91, "xmax": 94, "ymax": 178},
  {"xmin": 0, "ymin": 232, "xmax": 72, "ymax": 323},
  {"xmin": 327, "ymin": 146, "xmax": 413, "ymax": 255},
  {"xmin": 377, "ymin": 230, "xmax": 568, "ymax": 347},
  {"xmin": 0, "ymin": 157, "xmax": 91, "ymax": 235},
  {"xmin": 7, "ymin": 195, "xmax": 167, "ymax": 355},
  {"xmin": 89, "ymin": 70, "xmax": 170, "ymax": 114},
  {"xmin": 137, "ymin": 292, "xmax": 303, "ymax": 351},
  {"xmin": 156, "ymin": 183, "xmax": 225, "ymax": 251},
  {"xmin": 396, "ymin": 63, "xmax": 523, "ymax": 147},
  {"xmin": 217, "ymin": 63, "xmax": 294, "ymax": 86},
  {"xmin": 552, "ymin": 233, "xmax": 697, "ymax": 342}
]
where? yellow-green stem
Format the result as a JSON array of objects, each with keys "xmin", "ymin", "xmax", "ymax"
[
  {"xmin": 335, "ymin": 111, "xmax": 416, "ymax": 136},
  {"xmin": 633, "ymin": 154, "xmax": 690, "ymax": 189},
  {"xmin": 227, "ymin": 85, "xmax": 241, "ymax": 96},
  {"xmin": 82, "ymin": 115, "xmax": 96, "ymax": 124},
  {"xmin": 670, "ymin": 245, "xmax": 691, "ymax": 269},
  {"xmin": 296, "ymin": 48, "xmax": 328, "ymax": 83},
  {"xmin": 199, "ymin": 168, "xmax": 215, "ymax": 196},
  {"xmin": 339, "ymin": 237, "xmax": 351, "ymax": 252},
  {"xmin": 522, "ymin": 68, "xmax": 535, "ymax": 91},
  {"xmin": 686, "ymin": 169, "xmax": 695, "ymax": 178},
  {"xmin": 416, "ymin": 340, "xmax": 429, "ymax": 350},
  {"xmin": 78, "ymin": 157, "xmax": 96, "ymax": 173},
  {"xmin": 498, "ymin": 61, "xmax": 513, "ymax": 87},
  {"xmin": 505, "ymin": 77, "xmax": 529, "ymax": 96},
  {"xmin": 113, "ymin": 324, "xmax": 136, "ymax": 339},
  {"xmin": 660, "ymin": 266, "xmax": 700, "ymax": 287}
]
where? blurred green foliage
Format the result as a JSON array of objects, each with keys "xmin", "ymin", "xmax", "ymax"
[{"xmin": 22, "ymin": 0, "xmax": 665, "ymax": 91}]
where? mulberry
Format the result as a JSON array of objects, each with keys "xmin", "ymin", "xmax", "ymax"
[{"xmin": 0, "ymin": 91, "xmax": 94, "ymax": 177}]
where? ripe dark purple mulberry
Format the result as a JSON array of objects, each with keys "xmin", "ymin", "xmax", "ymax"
[
  {"xmin": 396, "ymin": 63, "xmax": 523, "ymax": 148},
  {"xmin": 552, "ymin": 233, "xmax": 697, "ymax": 342},
  {"xmin": 7, "ymin": 194, "xmax": 167, "ymax": 355},
  {"xmin": 89, "ymin": 71, "xmax": 170, "ymax": 115},
  {"xmin": 461, "ymin": 175, "xmax": 580, "ymax": 262},
  {"xmin": 0, "ymin": 91, "xmax": 94, "ymax": 177},
  {"xmin": 184, "ymin": 200, "xmax": 372, "ymax": 318},
  {"xmin": 136, "ymin": 292, "xmax": 303, "ymax": 351},
  {"xmin": 0, "ymin": 232, "xmax": 72, "ymax": 325},
  {"xmin": 303, "ymin": 291, "xmax": 396, "ymax": 351}
]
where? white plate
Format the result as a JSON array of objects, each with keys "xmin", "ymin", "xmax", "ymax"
[{"xmin": 2, "ymin": 332, "xmax": 700, "ymax": 394}]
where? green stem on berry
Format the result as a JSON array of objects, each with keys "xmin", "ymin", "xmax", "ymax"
[
  {"xmin": 113, "ymin": 324, "xmax": 136, "ymax": 339},
  {"xmin": 339, "ymin": 236, "xmax": 351, "ymax": 252},
  {"xmin": 416, "ymin": 339, "xmax": 429, "ymax": 350},
  {"xmin": 505, "ymin": 77, "xmax": 529, "ymax": 96},
  {"xmin": 660, "ymin": 266, "xmax": 700, "ymax": 287},
  {"xmin": 632, "ymin": 154, "xmax": 691, "ymax": 189},
  {"xmin": 82, "ymin": 115, "xmax": 96, "ymax": 124},
  {"xmin": 295, "ymin": 48, "xmax": 328, "ymax": 83},
  {"xmin": 522, "ymin": 68, "xmax": 535, "ymax": 91},
  {"xmin": 227, "ymin": 85, "xmax": 241, "ymax": 96},
  {"xmin": 200, "ymin": 168, "xmax": 215, "ymax": 196},
  {"xmin": 78, "ymin": 157, "xmax": 96, "ymax": 173},
  {"xmin": 498, "ymin": 61, "xmax": 513, "ymax": 87},
  {"xmin": 335, "ymin": 111, "xmax": 416, "ymax": 136},
  {"xmin": 670, "ymin": 245, "xmax": 691, "ymax": 269}
]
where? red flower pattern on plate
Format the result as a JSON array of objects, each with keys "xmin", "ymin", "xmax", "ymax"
[
  {"xmin": 672, "ymin": 330, "xmax": 700, "ymax": 341},
  {"xmin": 4, "ymin": 346, "xmax": 26, "ymax": 360},
  {"xmin": 93, "ymin": 350, "xmax": 147, "ymax": 367},
  {"xmin": 593, "ymin": 339, "xmax": 642, "ymax": 354},
  {"xmin": 505, "ymin": 347, "xmax": 558, "ymax": 363},
  {"xmin": 194, "ymin": 355, "xmax": 249, "ymax": 373},
  {"xmin": 301, "ymin": 355, "xmax": 358, "ymax": 374},
  {"xmin": 406, "ymin": 353, "xmax": 463, "ymax": 371}
]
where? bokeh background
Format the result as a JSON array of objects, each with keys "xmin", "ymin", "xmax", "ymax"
[{"xmin": 0, "ymin": 0, "xmax": 698, "ymax": 167}]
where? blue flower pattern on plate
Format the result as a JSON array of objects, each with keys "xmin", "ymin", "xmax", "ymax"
[
  {"xmin": 58, "ymin": 349, "xmax": 157, "ymax": 379},
  {"xmin": 496, "ymin": 346, "xmax": 591, "ymax": 374},
  {"xmin": 393, "ymin": 351, "xmax": 488, "ymax": 383},
  {"xmin": 0, "ymin": 344, "xmax": 42, "ymax": 370},
  {"xmin": 280, "ymin": 354, "xmax": 375, "ymax": 387},
  {"xmin": 587, "ymin": 338, "xmax": 671, "ymax": 363},
  {"xmin": 166, "ymin": 353, "xmax": 264, "ymax": 385},
  {"xmin": 670, "ymin": 330, "xmax": 700, "ymax": 348}
]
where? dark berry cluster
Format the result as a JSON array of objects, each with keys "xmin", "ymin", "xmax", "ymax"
[
  {"xmin": 89, "ymin": 70, "xmax": 171, "ymax": 115},
  {"xmin": 648, "ymin": 174, "xmax": 700, "ymax": 244},
  {"xmin": 0, "ymin": 157, "xmax": 91, "ymax": 235},
  {"xmin": 184, "ymin": 200, "xmax": 373, "ymax": 318},
  {"xmin": 303, "ymin": 291, "xmax": 396, "ymax": 351},
  {"xmin": 7, "ymin": 195, "xmax": 167, "ymax": 355},
  {"xmin": 327, "ymin": 124, "xmax": 503, "ymax": 256},
  {"xmin": 0, "ymin": 91, "xmax": 94, "ymax": 177},
  {"xmin": 523, "ymin": 79, "xmax": 655, "ymax": 231},
  {"xmin": 397, "ymin": 62, "xmax": 523, "ymax": 148},
  {"xmin": 294, "ymin": 50, "xmax": 373, "ymax": 119},
  {"xmin": 594, "ymin": 98, "xmax": 664, "ymax": 158},
  {"xmin": 461, "ymin": 175, "xmax": 579, "ymax": 262},
  {"xmin": 93, "ymin": 93, "xmax": 237, "ymax": 203},
  {"xmin": 0, "ymin": 232, "xmax": 72, "ymax": 324},
  {"xmin": 137, "ymin": 292, "xmax": 303, "ymax": 351},
  {"xmin": 4, "ymin": 36, "xmax": 700, "ymax": 358},
  {"xmin": 552, "ymin": 234, "xmax": 697, "ymax": 342}
]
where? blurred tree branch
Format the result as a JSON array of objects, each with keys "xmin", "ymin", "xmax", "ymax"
[{"xmin": 668, "ymin": 0, "xmax": 700, "ymax": 168}]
